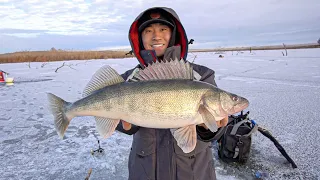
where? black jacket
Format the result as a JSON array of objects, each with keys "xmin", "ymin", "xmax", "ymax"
[{"xmin": 116, "ymin": 7, "xmax": 219, "ymax": 180}]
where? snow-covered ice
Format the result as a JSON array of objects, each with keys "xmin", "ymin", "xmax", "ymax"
[{"xmin": 0, "ymin": 48, "xmax": 319, "ymax": 180}]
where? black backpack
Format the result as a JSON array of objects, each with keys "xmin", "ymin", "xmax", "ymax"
[{"xmin": 215, "ymin": 111, "xmax": 297, "ymax": 168}]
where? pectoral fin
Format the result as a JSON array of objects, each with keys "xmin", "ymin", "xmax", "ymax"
[
  {"xmin": 94, "ymin": 117, "xmax": 120, "ymax": 138},
  {"xmin": 198, "ymin": 105, "xmax": 219, "ymax": 133},
  {"xmin": 170, "ymin": 125, "xmax": 197, "ymax": 153}
]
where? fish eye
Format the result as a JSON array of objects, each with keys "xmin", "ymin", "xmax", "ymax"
[{"xmin": 232, "ymin": 96, "xmax": 239, "ymax": 101}]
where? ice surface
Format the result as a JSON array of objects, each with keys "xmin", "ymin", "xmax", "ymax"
[{"xmin": 0, "ymin": 48, "xmax": 319, "ymax": 180}]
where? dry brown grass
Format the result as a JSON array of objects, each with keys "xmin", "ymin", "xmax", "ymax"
[
  {"xmin": 1, "ymin": 43, "xmax": 319, "ymax": 64},
  {"xmin": 0, "ymin": 48, "xmax": 134, "ymax": 64}
]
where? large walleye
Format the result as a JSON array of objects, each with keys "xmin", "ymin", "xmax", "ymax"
[{"xmin": 47, "ymin": 59, "xmax": 249, "ymax": 153}]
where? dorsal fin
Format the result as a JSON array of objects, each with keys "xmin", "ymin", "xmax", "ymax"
[
  {"xmin": 83, "ymin": 65, "xmax": 124, "ymax": 97},
  {"xmin": 133, "ymin": 58, "xmax": 193, "ymax": 81}
]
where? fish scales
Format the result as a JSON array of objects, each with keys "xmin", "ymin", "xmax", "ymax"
[{"xmin": 68, "ymin": 79, "xmax": 214, "ymax": 128}]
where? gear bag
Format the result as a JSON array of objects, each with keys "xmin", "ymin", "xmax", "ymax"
[{"xmin": 216, "ymin": 111, "xmax": 297, "ymax": 168}]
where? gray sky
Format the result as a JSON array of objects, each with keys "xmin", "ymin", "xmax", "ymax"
[{"xmin": 0, "ymin": 0, "xmax": 319, "ymax": 53}]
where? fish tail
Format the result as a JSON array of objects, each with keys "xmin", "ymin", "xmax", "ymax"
[{"xmin": 47, "ymin": 93, "xmax": 72, "ymax": 139}]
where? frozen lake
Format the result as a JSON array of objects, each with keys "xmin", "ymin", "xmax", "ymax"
[{"xmin": 0, "ymin": 48, "xmax": 319, "ymax": 180}]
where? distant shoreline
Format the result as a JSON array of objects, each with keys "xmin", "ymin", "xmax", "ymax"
[
  {"xmin": 189, "ymin": 43, "xmax": 320, "ymax": 52},
  {"xmin": 1, "ymin": 43, "xmax": 319, "ymax": 64}
]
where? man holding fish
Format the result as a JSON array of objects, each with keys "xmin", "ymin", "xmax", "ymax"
[
  {"xmin": 115, "ymin": 7, "xmax": 245, "ymax": 180},
  {"xmin": 47, "ymin": 6, "xmax": 249, "ymax": 180}
]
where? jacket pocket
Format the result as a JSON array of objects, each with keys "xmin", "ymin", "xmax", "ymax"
[
  {"xmin": 173, "ymin": 140, "xmax": 215, "ymax": 180},
  {"xmin": 128, "ymin": 137, "xmax": 156, "ymax": 180}
]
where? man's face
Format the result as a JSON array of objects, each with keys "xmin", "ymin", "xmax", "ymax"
[{"xmin": 141, "ymin": 23, "xmax": 172, "ymax": 57}]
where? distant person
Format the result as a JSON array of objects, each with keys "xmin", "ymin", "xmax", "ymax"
[{"xmin": 115, "ymin": 7, "xmax": 229, "ymax": 180}]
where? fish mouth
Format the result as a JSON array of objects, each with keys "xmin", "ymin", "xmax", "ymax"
[
  {"xmin": 227, "ymin": 98, "xmax": 249, "ymax": 115},
  {"xmin": 234, "ymin": 99, "xmax": 249, "ymax": 113},
  {"xmin": 241, "ymin": 100, "xmax": 249, "ymax": 109}
]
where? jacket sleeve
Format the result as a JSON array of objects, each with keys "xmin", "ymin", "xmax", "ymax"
[
  {"xmin": 114, "ymin": 67, "xmax": 141, "ymax": 135},
  {"xmin": 191, "ymin": 63, "xmax": 222, "ymax": 142}
]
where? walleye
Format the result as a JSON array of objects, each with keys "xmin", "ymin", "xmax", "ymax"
[{"xmin": 47, "ymin": 59, "xmax": 249, "ymax": 153}]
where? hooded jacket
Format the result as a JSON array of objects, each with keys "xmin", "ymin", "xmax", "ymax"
[{"xmin": 115, "ymin": 7, "xmax": 218, "ymax": 180}]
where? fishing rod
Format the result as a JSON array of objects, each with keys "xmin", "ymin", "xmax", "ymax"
[
  {"xmin": 254, "ymin": 123, "xmax": 298, "ymax": 168},
  {"xmin": 228, "ymin": 111, "xmax": 297, "ymax": 168}
]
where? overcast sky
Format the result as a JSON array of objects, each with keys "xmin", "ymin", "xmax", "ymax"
[{"xmin": 0, "ymin": 0, "xmax": 319, "ymax": 53}]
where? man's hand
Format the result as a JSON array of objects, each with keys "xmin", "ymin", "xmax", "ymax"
[
  {"xmin": 217, "ymin": 116, "xmax": 228, "ymax": 127},
  {"xmin": 121, "ymin": 120, "xmax": 132, "ymax": 131},
  {"xmin": 198, "ymin": 116, "xmax": 229, "ymax": 130}
]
